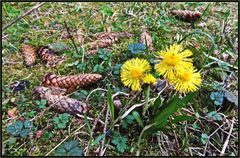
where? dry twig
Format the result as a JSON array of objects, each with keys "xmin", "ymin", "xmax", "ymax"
[{"xmin": 2, "ymin": 2, "xmax": 46, "ymax": 31}]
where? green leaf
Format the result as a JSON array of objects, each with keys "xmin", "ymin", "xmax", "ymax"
[
  {"xmin": 210, "ymin": 91, "xmax": 224, "ymax": 106},
  {"xmin": 112, "ymin": 134, "xmax": 128, "ymax": 153},
  {"xmin": 172, "ymin": 115, "xmax": 195, "ymax": 124},
  {"xmin": 107, "ymin": 85, "xmax": 115, "ymax": 120},
  {"xmin": 128, "ymin": 43, "xmax": 146, "ymax": 54},
  {"xmin": 152, "ymin": 95, "xmax": 161, "ymax": 113},
  {"xmin": 100, "ymin": 5, "xmax": 113, "ymax": 16},
  {"xmin": 132, "ymin": 111, "xmax": 143, "ymax": 127},
  {"xmin": 84, "ymin": 113, "xmax": 92, "ymax": 146},
  {"xmin": 23, "ymin": 120, "xmax": 32, "ymax": 128},
  {"xmin": 54, "ymin": 147, "xmax": 67, "ymax": 156},
  {"xmin": 20, "ymin": 129, "xmax": 30, "ymax": 138},
  {"xmin": 64, "ymin": 140, "xmax": 79, "ymax": 151},
  {"xmin": 8, "ymin": 137, "xmax": 16, "ymax": 145},
  {"xmin": 201, "ymin": 133, "xmax": 209, "ymax": 144},
  {"xmin": 148, "ymin": 93, "xmax": 195, "ymax": 133},
  {"xmin": 54, "ymin": 140, "xmax": 83, "ymax": 156},
  {"xmin": 93, "ymin": 64, "xmax": 104, "ymax": 73},
  {"xmin": 207, "ymin": 111, "xmax": 222, "ymax": 121},
  {"xmin": 67, "ymin": 147, "xmax": 83, "ymax": 156},
  {"xmin": 91, "ymin": 133, "xmax": 106, "ymax": 146}
]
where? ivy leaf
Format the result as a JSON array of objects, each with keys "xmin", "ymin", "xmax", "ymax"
[
  {"xmin": 112, "ymin": 135, "xmax": 128, "ymax": 153},
  {"xmin": 128, "ymin": 43, "xmax": 146, "ymax": 54}
]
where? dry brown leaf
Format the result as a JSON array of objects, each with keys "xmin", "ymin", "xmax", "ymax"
[
  {"xmin": 76, "ymin": 28, "xmax": 84, "ymax": 44},
  {"xmin": 140, "ymin": 29, "xmax": 154, "ymax": 50},
  {"xmin": 7, "ymin": 107, "xmax": 18, "ymax": 118},
  {"xmin": 41, "ymin": 73, "xmax": 102, "ymax": 93}
]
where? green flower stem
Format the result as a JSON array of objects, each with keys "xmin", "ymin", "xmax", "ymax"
[{"xmin": 143, "ymin": 85, "xmax": 150, "ymax": 116}]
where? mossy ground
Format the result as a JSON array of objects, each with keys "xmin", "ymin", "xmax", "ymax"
[{"xmin": 2, "ymin": 2, "xmax": 238, "ymax": 156}]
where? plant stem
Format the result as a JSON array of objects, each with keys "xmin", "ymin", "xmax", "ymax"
[{"xmin": 143, "ymin": 85, "xmax": 150, "ymax": 116}]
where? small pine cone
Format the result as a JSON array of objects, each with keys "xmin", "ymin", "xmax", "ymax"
[
  {"xmin": 33, "ymin": 86, "xmax": 90, "ymax": 115},
  {"xmin": 93, "ymin": 31, "xmax": 133, "ymax": 39},
  {"xmin": 42, "ymin": 73, "xmax": 102, "ymax": 93},
  {"xmin": 86, "ymin": 31, "xmax": 133, "ymax": 50},
  {"xmin": 21, "ymin": 44, "xmax": 37, "ymax": 67},
  {"xmin": 37, "ymin": 46, "xmax": 66, "ymax": 67},
  {"xmin": 171, "ymin": 10, "xmax": 201, "ymax": 23}
]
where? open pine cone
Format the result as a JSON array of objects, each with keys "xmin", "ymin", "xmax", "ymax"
[
  {"xmin": 171, "ymin": 10, "xmax": 202, "ymax": 23},
  {"xmin": 21, "ymin": 44, "xmax": 37, "ymax": 67},
  {"xmin": 42, "ymin": 73, "xmax": 102, "ymax": 93}
]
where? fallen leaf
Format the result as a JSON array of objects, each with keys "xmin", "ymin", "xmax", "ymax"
[
  {"xmin": 7, "ymin": 107, "xmax": 18, "ymax": 118},
  {"xmin": 36, "ymin": 130, "xmax": 43, "ymax": 139},
  {"xmin": 76, "ymin": 28, "xmax": 84, "ymax": 44},
  {"xmin": 140, "ymin": 29, "xmax": 153, "ymax": 50}
]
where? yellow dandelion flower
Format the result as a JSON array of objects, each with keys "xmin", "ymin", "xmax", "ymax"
[
  {"xmin": 121, "ymin": 58, "xmax": 151, "ymax": 91},
  {"xmin": 143, "ymin": 74, "xmax": 157, "ymax": 85},
  {"xmin": 169, "ymin": 66, "xmax": 202, "ymax": 93},
  {"xmin": 155, "ymin": 43, "xmax": 193, "ymax": 79}
]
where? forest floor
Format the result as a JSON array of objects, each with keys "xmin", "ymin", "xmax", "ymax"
[{"xmin": 2, "ymin": 2, "xmax": 238, "ymax": 156}]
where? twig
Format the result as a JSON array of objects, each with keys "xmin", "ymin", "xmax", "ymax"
[
  {"xmin": 92, "ymin": 104, "xmax": 107, "ymax": 132},
  {"xmin": 220, "ymin": 118, "xmax": 235, "ymax": 156},
  {"xmin": 76, "ymin": 114, "xmax": 105, "ymax": 125},
  {"xmin": 64, "ymin": 21, "xmax": 79, "ymax": 54},
  {"xmin": 2, "ymin": 2, "xmax": 46, "ymax": 31},
  {"xmin": 85, "ymin": 88, "xmax": 108, "ymax": 102},
  {"xmin": 203, "ymin": 122, "xmax": 226, "ymax": 156},
  {"xmin": 99, "ymin": 107, "xmax": 110, "ymax": 156}
]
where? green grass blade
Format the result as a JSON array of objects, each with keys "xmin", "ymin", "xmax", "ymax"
[{"xmin": 107, "ymin": 85, "xmax": 115, "ymax": 120}]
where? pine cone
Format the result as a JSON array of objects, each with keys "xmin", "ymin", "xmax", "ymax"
[
  {"xmin": 37, "ymin": 46, "xmax": 66, "ymax": 67},
  {"xmin": 171, "ymin": 10, "xmax": 201, "ymax": 23},
  {"xmin": 21, "ymin": 44, "xmax": 37, "ymax": 67},
  {"xmin": 42, "ymin": 73, "xmax": 102, "ymax": 93},
  {"xmin": 33, "ymin": 86, "xmax": 89, "ymax": 115},
  {"xmin": 85, "ymin": 31, "xmax": 133, "ymax": 50}
]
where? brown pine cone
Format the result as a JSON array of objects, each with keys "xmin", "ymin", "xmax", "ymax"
[
  {"xmin": 85, "ymin": 31, "xmax": 133, "ymax": 50},
  {"xmin": 21, "ymin": 44, "xmax": 37, "ymax": 67},
  {"xmin": 171, "ymin": 10, "xmax": 201, "ymax": 23},
  {"xmin": 42, "ymin": 73, "xmax": 102, "ymax": 93},
  {"xmin": 37, "ymin": 46, "xmax": 66, "ymax": 67},
  {"xmin": 33, "ymin": 86, "xmax": 90, "ymax": 115},
  {"xmin": 93, "ymin": 31, "xmax": 133, "ymax": 39}
]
